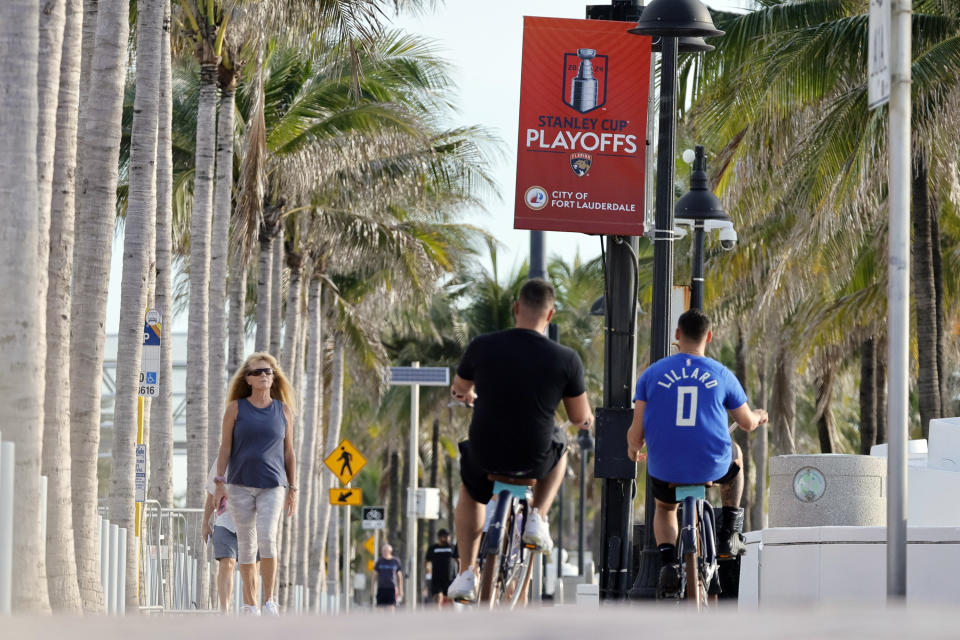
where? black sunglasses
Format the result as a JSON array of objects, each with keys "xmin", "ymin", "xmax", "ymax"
[{"xmin": 247, "ymin": 367, "xmax": 273, "ymax": 377}]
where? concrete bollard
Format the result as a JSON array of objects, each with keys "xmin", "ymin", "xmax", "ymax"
[
  {"xmin": 576, "ymin": 583, "xmax": 599, "ymax": 607},
  {"xmin": 769, "ymin": 454, "xmax": 886, "ymax": 527}
]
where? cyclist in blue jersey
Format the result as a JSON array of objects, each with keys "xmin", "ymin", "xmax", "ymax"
[{"xmin": 626, "ymin": 309, "xmax": 768, "ymax": 596}]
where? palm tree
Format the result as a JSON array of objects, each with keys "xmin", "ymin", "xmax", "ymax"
[
  {"xmin": 110, "ymin": 0, "xmax": 163, "ymax": 610},
  {"xmin": 688, "ymin": 1, "xmax": 960, "ymax": 438},
  {"xmin": 70, "ymin": 0, "xmax": 129, "ymax": 614},
  {"xmin": 0, "ymin": 0, "xmax": 48, "ymax": 613},
  {"xmin": 179, "ymin": 0, "xmax": 227, "ymax": 508},
  {"xmin": 149, "ymin": 0, "xmax": 176, "ymax": 512},
  {"xmin": 43, "ymin": 0, "xmax": 84, "ymax": 613}
]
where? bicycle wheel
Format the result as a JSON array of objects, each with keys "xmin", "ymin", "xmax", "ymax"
[
  {"xmin": 684, "ymin": 549, "xmax": 700, "ymax": 608},
  {"xmin": 501, "ymin": 502, "xmax": 531, "ymax": 608},
  {"xmin": 478, "ymin": 493, "xmax": 511, "ymax": 607}
]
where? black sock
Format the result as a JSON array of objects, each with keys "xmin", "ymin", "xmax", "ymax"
[{"xmin": 658, "ymin": 543, "xmax": 676, "ymax": 565}]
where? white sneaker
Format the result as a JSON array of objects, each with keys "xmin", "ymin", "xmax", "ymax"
[
  {"xmin": 522, "ymin": 508, "xmax": 553, "ymax": 551},
  {"xmin": 262, "ymin": 600, "xmax": 280, "ymax": 616},
  {"xmin": 240, "ymin": 603, "xmax": 260, "ymax": 616},
  {"xmin": 447, "ymin": 569, "xmax": 477, "ymax": 603}
]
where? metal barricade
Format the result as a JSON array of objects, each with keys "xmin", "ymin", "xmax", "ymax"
[
  {"xmin": 139, "ymin": 499, "xmax": 165, "ymax": 612},
  {"xmin": 161, "ymin": 507, "xmax": 217, "ymax": 612}
]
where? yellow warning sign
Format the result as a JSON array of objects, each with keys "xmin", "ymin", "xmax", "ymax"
[
  {"xmin": 368, "ymin": 560, "xmax": 374, "ymax": 571},
  {"xmin": 324, "ymin": 438, "xmax": 367, "ymax": 485},
  {"xmin": 364, "ymin": 535, "xmax": 376, "ymax": 555},
  {"xmin": 329, "ymin": 487, "xmax": 362, "ymax": 506}
]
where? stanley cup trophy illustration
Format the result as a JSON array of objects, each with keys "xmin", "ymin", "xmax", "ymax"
[{"xmin": 570, "ymin": 48, "xmax": 598, "ymax": 113}]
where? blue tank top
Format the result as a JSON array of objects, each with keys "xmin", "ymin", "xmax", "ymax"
[
  {"xmin": 227, "ymin": 398, "xmax": 287, "ymax": 488},
  {"xmin": 634, "ymin": 353, "xmax": 747, "ymax": 484}
]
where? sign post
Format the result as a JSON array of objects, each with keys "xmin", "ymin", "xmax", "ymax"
[{"xmin": 387, "ymin": 364, "xmax": 449, "ymax": 610}]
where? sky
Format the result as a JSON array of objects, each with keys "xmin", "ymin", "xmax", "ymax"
[{"xmin": 106, "ymin": 0, "xmax": 748, "ymax": 336}]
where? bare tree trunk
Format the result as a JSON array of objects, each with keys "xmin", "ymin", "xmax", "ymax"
[
  {"xmin": 771, "ymin": 345, "xmax": 797, "ymax": 455},
  {"xmin": 187, "ymin": 58, "xmax": 218, "ymax": 509},
  {"xmin": 228, "ymin": 250, "xmax": 247, "ymax": 372},
  {"xmin": 912, "ymin": 153, "xmax": 941, "ymax": 438},
  {"xmin": 149, "ymin": 0, "xmax": 174, "ymax": 508},
  {"xmin": 297, "ymin": 277, "xmax": 322, "ymax": 599},
  {"xmin": 71, "ymin": 0, "xmax": 129, "ymax": 614},
  {"xmin": 208, "ymin": 77, "xmax": 236, "ymax": 466},
  {"xmin": 0, "ymin": 0, "xmax": 49, "ymax": 612},
  {"xmin": 111, "ymin": 0, "xmax": 162, "ymax": 610},
  {"xmin": 42, "ymin": 0, "xmax": 83, "ymax": 612},
  {"xmin": 270, "ymin": 236, "xmax": 284, "ymax": 356},
  {"xmin": 859, "ymin": 338, "xmax": 877, "ymax": 454},
  {"xmin": 815, "ymin": 365, "xmax": 838, "ymax": 453}
]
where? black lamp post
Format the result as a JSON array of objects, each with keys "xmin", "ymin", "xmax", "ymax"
[
  {"xmin": 626, "ymin": 0, "xmax": 723, "ymax": 599},
  {"xmin": 675, "ymin": 145, "xmax": 729, "ymax": 311}
]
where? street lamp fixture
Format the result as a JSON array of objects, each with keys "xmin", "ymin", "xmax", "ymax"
[
  {"xmin": 628, "ymin": 0, "xmax": 725, "ymax": 37},
  {"xmin": 675, "ymin": 146, "xmax": 730, "ymax": 311}
]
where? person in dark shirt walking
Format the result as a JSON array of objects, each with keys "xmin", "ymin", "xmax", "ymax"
[
  {"xmin": 425, "ymin": 529, "xmax": 458, "ymax": 605},
  {"xmin": 373, "ymin": 543, "xmax": 404, "ymax": 609}
]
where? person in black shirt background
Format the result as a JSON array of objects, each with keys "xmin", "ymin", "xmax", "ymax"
[
  {"xmin": 425, "ymin": 529, "xmax": 458, "ymax": 605},
  {"xmin": 373, "ymin": 543, "xmax": 403, "ymax": 609},
  {"xmin": 447, "ymin": 279, "xmax": 594, "ymax": 603}
]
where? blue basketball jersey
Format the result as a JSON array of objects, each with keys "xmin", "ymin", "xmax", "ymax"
[{"xmin": 634, "ymin": 353, "xmax": 747, "ymax": 484}]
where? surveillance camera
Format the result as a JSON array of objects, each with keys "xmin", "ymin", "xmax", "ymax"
[{"xmin": 718, "ymin": 225, "xmax": 737, "ymax": 251}]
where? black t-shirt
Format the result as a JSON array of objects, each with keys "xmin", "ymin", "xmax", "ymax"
[
  {"xmin": 425, "ymin": 542, "xmax": 458, "ymax": 584},
  {"xmin": 374, "ymin": 557, "xmax": 403, "ymax": 589},
  {"xmin": 457, "ymin": 328, "xmax": 586, "ymax": 472}
]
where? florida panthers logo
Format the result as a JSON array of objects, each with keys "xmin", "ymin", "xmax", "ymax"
[{"xmin": 570, "ymin": 153, "xmax": 593, "ymax": 177}]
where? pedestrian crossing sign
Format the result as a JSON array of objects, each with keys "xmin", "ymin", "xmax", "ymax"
[
  {"xmin": 329, "ymin": 488, "xmax": 362, "ymax": 506},
  {"xmin": 364, "ymin": 535, "xmax": 376, "ymax": 555},
  {"xmin": 324, "ymin": 438, "xmax": 367, "ymax": 485}
]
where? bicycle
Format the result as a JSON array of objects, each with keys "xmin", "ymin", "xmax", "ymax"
[
  {"xmin": 475, "ymin": 474, "xmax": 539, "ymax": 609},
  {"xmin": 666, "ymin": 483, "xmax": 720, "ymax": 609}
]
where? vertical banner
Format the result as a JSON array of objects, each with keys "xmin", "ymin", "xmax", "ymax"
[{"xmin": 514, "ymin": 17, "xmax": 651, "ymax": 235}]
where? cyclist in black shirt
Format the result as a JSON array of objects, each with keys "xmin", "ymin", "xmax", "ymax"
[
  {"xmin": 447, "ymin": 278, "xmax": 594, "ymax": 602},
  {"xmin": 425, "ymin": 528, "xmax": 458, "ymax": 605}
]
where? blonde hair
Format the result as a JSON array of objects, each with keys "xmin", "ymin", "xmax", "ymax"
[{"xmin": 226, "ymin": 352, "xmax": 297, "ymax": 414}]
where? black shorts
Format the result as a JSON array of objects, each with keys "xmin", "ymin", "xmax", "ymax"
[
  {"xmin": 375, "ymin": 586, "xmax": 397, "ymax": 606},
  {"xmin": 430, "ymin": 578, "xmax": 452, "ymax": 596},
  {"xmin": 458, "ymin": 430, "xmax": 567, "ymax": 504},
  {"xmin": 650, "ymin": 461, "xmax": 740, "ymax": 504}
]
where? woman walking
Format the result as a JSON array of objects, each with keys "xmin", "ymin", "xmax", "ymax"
[{"xmin": 214, "ymin": 352, "xmax": 297, "ymax": 615}]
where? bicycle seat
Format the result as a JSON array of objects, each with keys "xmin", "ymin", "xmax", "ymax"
[{"xmin": 487, "ymin": 474, "xmax": 536, "ymax": 487}]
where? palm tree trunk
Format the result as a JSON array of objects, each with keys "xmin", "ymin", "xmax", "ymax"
[
  {"xmin": 814, "ymin": 365, "xmax": 837, "ymax": 453},
  {"xmin": 912, "ymin": 152, "xmax": 941, "ymax": 438},
  {"xmin": 278, "ymin": 254, "xmax": 301, "ymax": 608},
  {"xmin": 733, "ymin": 324, "xmax": 752, "ymax": 529},
  {"xmin": 297, "ymin": 277, "xmax": 322, "ymax": 598},
  {"xmin": 0, "ymin": 0, "xmax": 49, "ymax": 613},
  {"xmin": 111, "ymin": 0, "xmax": 162, "ymax": 610},
  {"xmin": 149, "ymin": 0, "xmax": 174, "ymax": 508},
  {"xmin": 270, "ymin": 237, "xmax": 284, "ymax": 356},
  {"xmin": 70, "ymin": 0, "xmax": 128, "ymax": 614},
  {"xmin": 931, "ymin": 207, "xmax": 947, "ymax": 416},
  {"xmin": 771, "ymin": 345, "xmax": 797, "ymax": 455},
  {"xmin": 208, "ymin": 78, "xmax": 235, "ymax": 466},
  {"xmin": 42, "ymin": 0, "xmax": 83, "ymax": 613},
  {"xmin": 187, "ymin": 58, "xmax": 218, "ymax": 509},
  {"xmin": 75, "ymin": 0, "xmax": 97, "ymax": 186},
  {"xmin": 388, "ymin": 450, "xmax": 401, "ymax": 545},
  {"xmin": 750, "ymin": 348, "xmax": 769, "ymax": 530},
  {"xmin": 428, "ymin": 417, "xmax": 439, "ymax": 544},
  {"xmin": 255, "ymin": 235, "xmax": 274, "ymax": 351},
  {"xmin": 876, "ymin": 344, "xmax": 888, "ymax": 445},
  {"xmin": 281, "ymin": 251, "xmax": 303, "ymax": 376},
  {"xmin": 859, "ymin": 338, "xmax": 877, "ymax": 454},
  {"xmin": 312, "ymin": 333, "xmax": 346, "ymax": 607},
  {"xmin": 228, "ymin": 249, "xmax": 247, "ymax": 372}
]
